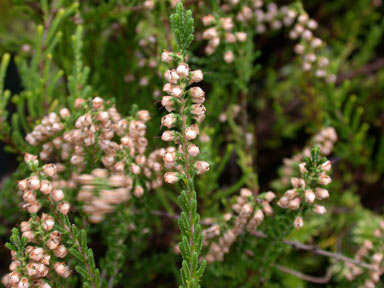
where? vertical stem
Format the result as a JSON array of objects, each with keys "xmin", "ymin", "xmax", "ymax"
[{"xmin": 180, "ymin": 94, "xmax": 195, "ymax": 281}]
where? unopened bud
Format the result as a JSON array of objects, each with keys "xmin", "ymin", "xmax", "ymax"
[
  {"xmin": 164, "ymin": 172, "xmax": 179, "ymax": 184},
  {"xmin": 294, "ymin": 216, "xmax": 304, "ymax": 229}
]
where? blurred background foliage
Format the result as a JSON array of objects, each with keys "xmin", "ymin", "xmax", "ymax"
[{"xmin": 0, "ymin": 0, "xmax": 384, "ymax": 287}]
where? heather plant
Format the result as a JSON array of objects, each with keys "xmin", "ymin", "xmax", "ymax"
[{"xmin": 0, "ymin": 0, "xmax": 384, "ymax": 287}]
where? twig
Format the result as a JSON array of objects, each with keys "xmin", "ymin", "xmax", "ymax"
[
  {"xmin": 250, "ymin": 231, "xmax": 377, "ymax": 271},
  {"xmin": 149, "ymin": 210, "xmax": 376, "ymax": 271},
  {"xmin": 336, "ymin": 57, "xmax": 384, "ymax": 84},
  {"xmin": 275, "ymin": 264, "xmax": 333, "ymax": 284}
]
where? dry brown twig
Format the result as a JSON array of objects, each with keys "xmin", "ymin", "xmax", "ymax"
[{"xmin": 150, "ymin": 210, "xmax": 377, "ymax": 271}]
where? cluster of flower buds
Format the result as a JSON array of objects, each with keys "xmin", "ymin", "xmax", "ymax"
[
  {"xmin": 160, "ymin": 50, "xmax": 209, "ymax": 183},
  {"xmin": 252, "ymin": 2, "xmax": 336, "ymax": 82},
  {"xmin": 2, "ymin": 155, "xmax": 72, "ymax": 287},
  {"xmin": 24, "ymin": 98, "xmax": 165, "ymax": 221},
  {"xmin": 2, "ymin": 224, "xmax": 70, "ymax": 287},
  {"xmin": 199, "ymin": 0, "xmax": 335, "ymax": 81},
  {"xmin": 130, "ymin": 34, "xmax": 163, "ymax": 88},
  {"xmin": 146, "ymin": 148, "xmax": 176, "ymax": 189},
  {"xmin": 277, "ymin": 147, "xmax": 332, "ymax": 229},
  {"xmin": 202, "ymin": 224, "xmax": 221, "ymax": 246},
  {"xmin": 289, "ymin": 14, "xmax": 336, "ymax": 82},
  {"xmin": 76, "ymin": 168, "xmax": 133, "ymax": 223},
  {"xmin": 25, "ymin": 112, "xmax": 65, "ymax": 146},
  {"xmin": 204, "ymin": 189, "xmax": 275, "ymax": 263},
  {"xmin": 254, "ymin": 1, "xmax": 336, "ymax": 81},
  {"xmin": 19, "ymin": 154, "xmax": 70, "ymax": 216},
  {"xmin": 200, "ymin": 12, "xmax": 247, "ymax": 63},
  {"xmin": 25, "ymin": 97, "xmax": 150, "ymax": 171},
  {"xmin": 343, "ymin": 222, "xmax": 384, "ymax": 287},
  {"xmin": 280, "ymin": 127, "xmax": 337, "ymax": 186}
]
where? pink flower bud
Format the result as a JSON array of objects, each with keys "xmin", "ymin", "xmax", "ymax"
[
  {"xmin": 51, "ymin": 189, "xmax": 64, "ymax": 202},
  {"xmin": 235, "ymin": 32, "xmax": 247, "ymax": 42},
  {"xmin": 97, "ymin": 111, "xmax": 109, "ymax": 122},
  {"xmin": 285, "ymin": 189, "xmax": 298, "ymax": 200},
  {"xmin": 299, "ymin": 162, "xmax": 307, "ymax": 174},
  {"xmin": 241, "ymin": 203, "xmax": 253, "ymax": 216},
  {"xmin": 192, "ymin": 104, "xmax": 206, "ymax": 122},
  {"xmin": 161, "ymin": 50, "xmax": 173, "ymax": 63},
  {"xmin": 163, "ymin": 151, "xmax": 177, "ymax": 164},
  {"xmin": 137, "ymin": 110, "xmax": 150, "ymax": 122},
  {"xmin": 253, "ymin": 209, "xmax": 264, "ymax": 225},
  {"xmin": 54, "ymin": 262, "xmax": 71, "ymax": 278},
  {"xmin": 185, "ymin": 124, "xmax": 199, "ymax": 141},
  {"xmin": 202, "ymin": 15, "xmax": 215, "ymax": 26},
  {"xmin": 26, "ymin": 201, "xmax": 40, "ymax": 213},
  {"xmin": 277, "ymin": 196, "xmax": 289, "ymax": 208},
  {"xmin": 47, "ymin": 238, "xmax": 60, "ymax": 250},
  {"xmin": 43, "ymin": 164, "xmax": 57, "ymax": 177},
  {"xmin": 315, "ymin": 188, "xmax": 329, "ymax": 200},
  {"xmin": 42, "ymin": 214, "xmax": 55, "ymax": 231},
  {"xmin": 54, "ymin": 245, "xmax": 68, "ymax": 258},
  {"xmin": 130, "ymin": 164, "xmax": 141, "ymax": 175},
  {"xmin": 176, "ymin": 63, "xmax": 190, "ymax": 77},
  {"xmin": 9, "ymin": 272, "xmax": 20, "ymax": 284},
  {"xmin": 171, "ymin": 86, "xmax": 183, "ymax": 98},
  {"xmin": 161, "ymin": 114, "xmax": 177, "ymax": 128},
  {"xmin": 22, "ymin": 231, "xmax": 35, "ymax": 242},
  {"xmin": 9, "ymin": 261, "xmax": 20, "ymax": 272},
  {"xmin": 23, "ymin": 190, "xmax": 36, "ymax": 202},
  {"xmin": 262, "ymin": 202, "xmax": 273, "ymax": 216},
  {"xmin": 318, "ymin": 174, "xmax": 332, "ymax": 185},
  {"xmin": 60, "ymin": 108, "xmax": 70, "ymax": 118},
  {"xmin": 189, "ymin": 87, "xmax": 205, "ymax": 104},
  {"xmin": 208, "ymin": 37, "xmax": 220, "ymax": 48},
  {"xmin": 224, "ymin": 51, "xmax": 234, "ymax": 63},
  {"xmin": 304, "ymin": 189, "xmax": 315, "ymax": 203},
  {"xmin": 195, "ymin": 161, "xmax": 210, "ymax": 175},
  {"xmin": 161, "ymin": 96, "xmax": 175, "ymax": 112},
  {"xmin": 202, "ymin": 27, "xmax": 218, "ymax": 39},
  {"xmin": 288, "ymin": 197, "xmax": 301, "ymax": 210},
  {"xmin": 364, "ymin": 280, "xmax": 375, "ymax": 288},
  {"xmin": 240, "ymin": 188, "xmax": 252, "ymax": 198},
  {"xmin": 290, "ymin": 177, "xmax": 305, "ymax": 189},
  {"xmin": 24, "ymin": 153, "xmax": 38, "ymax": 164},
  {"xmin": 92, "ymin": 97, "xmax": 104, "ymax": 109},
  {"xmin": 58, "ymin": 202, "xmax": 70, "ymax": 215},
  {"xmin": 313, "ymin": 205, "xmax": 326, "ymax": 214},
  {"xmin": 307, "ymin": 19, "xmax": 318, "ymax": 29},
  {"xmin": 321, "ymin": 160, "xmax": 332, "ymax": 172},
  {"xmin": 74, "ymin": 98, "xmax": 85, "ymax": 109},
  {"xmin": 163, "ymin": 83, "xmax": 173, "ymax": 94},
  {"xmin": 30, "ymin": 247, "xmax": 44, "ymax": 261},
  {"xmin": 264, "ymin": 191, "xmax": 276, "ymax": 202},
  {"xmin": 26, "ymin": 263, "xmax": 39, "ymax": 277},
  {"xmin": 20, "ymin": 221, "xmax": 31, "ymax": 232},
  {"xmin": 28, "ymin": 176, "xmax": 40, "ymax": 190},
  {"xmin": 294, "ymin": 216, "xmax": 304, "ymax": 229},
  {"xmin": 42, "ymin": 254, "xmax": 51, "ymax": 265},
  {"xmin": 161, "ymin": 131, "xmax": 175, "ymax": 142},
  {"xmin": 164, "ymin": 172, "xmax": 179, "ymax": 184},
  {"xmin": 18, "ymin": 277, "xmax": 29, "ymax": 288},
  {"xmin": 164, "ymin": 70, "xmax": 180, "ymax": 84},
  {"xmin": 191, "ymin": 70, "xmax": 203, "ymax": 83},
  {"xmin": 134, "ymin": 186, "xmax": 144, "ymax": 198},
  {"xmin": 18, "ymin": 180, "xmax": 28, "ymax": 191},
  {"xmin": 187, "ymin": 144, "xmax": 200, "ymax": 157},
  {"xmin": 40, "ymin": 180, "xmax": 53, "ymax": 195}
]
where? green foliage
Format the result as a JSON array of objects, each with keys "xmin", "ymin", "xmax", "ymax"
[
  {"xmin": 0, "ymin": 0, "xmax": 384, "ymax": 287},
  {"xmin": 170, "ymin": 2, "xmax": 194, "ymax": 57}
]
